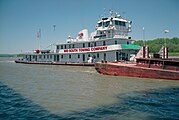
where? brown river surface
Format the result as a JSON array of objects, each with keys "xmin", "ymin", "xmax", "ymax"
[{"xmin": 0, "ymin": 57, "xmax": 179, "ymax": 119}]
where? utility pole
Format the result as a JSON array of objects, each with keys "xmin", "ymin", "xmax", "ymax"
[
  {"xmin": 142, "ymin": 27, "xmax": 145, "ymax": 46},
  {"xmin": 164, "ymin": 29, "xmax": 169, "ymax": 47}
]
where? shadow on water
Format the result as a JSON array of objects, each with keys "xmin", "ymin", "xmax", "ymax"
[{"xmin": 0, "ymin": 82, "xmax": 179, "ymax": 120}]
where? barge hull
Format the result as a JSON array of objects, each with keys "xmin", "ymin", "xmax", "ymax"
[{"xmin": 95, "ymin": 63, "xmax": 179, "ymax": 80}]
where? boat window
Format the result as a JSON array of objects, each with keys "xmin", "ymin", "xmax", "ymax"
[
  {"xmin": 44, "ymin": 55, "xmax": 46, "ymax": 59},
  {"xmin": 115, "ymin": 40, "xmax": 117, "ymax": 44},
  {"xmin": 39, "ymin": 55, "xmax": 41, "ymax": 59},
  {"xmin": 104, "ymin": 53, "xmax": 106, "ymax": 61},
  {"xmin": 50, "ymin": 55, "xmax": 52, "ymax": 59},
  {"xmin": 88, "ymin": 43, "xmax": 90, "ymax": 47},
  {"xmin": 97, "ymin": 53, "xmax": 99, "ymax": 58},
  {"xmin": 104, "ymin": 21, "xmax": 110, "ymax": 27},
  {"xmin": 69, "ymin": 44, "xmax": 71, "ymax": 49},
  {"xmin": 57, "ymin": 45, "xmax": 59, "ymax": 49},
  {"xmin": 103, "ymin": 41, "xmax": 106, "ymax": 46},
  {"xmin": 83, "ymin": 43, "xmax": 85, "ymax": 48},
  {"xmin": 61, "ymin": 45, "xmax": 63, "ymax": 49},
  {"xmin": 102, "ymin": 18, "xmax": 108, "ymax": 20},
  {"xmin": 57, "ymin": 55, "xmax": 59, "ymax": 62},
  {"xmin": 65, "ymin": 45, "xmax": 66, "ymax": 49},
  {"xmin": 61, "ymin": 55, "xmax": 63, "ymax": 59},
  {"xmin": 78, "ymin": 54, "xmax": 80, "ymax": 58},
  {"xmin": 115, "ymin": 21, "xmax": 125, "ymax": 26},
  {"xmin": 94, "ymin": 42, "xmax": 96, "ymax": 46},
  {"xmin": 115, "ymin": 21, "xmax": 119, "ymax": 25},
  {"xmin": 47, "ymin": 55, "xmax": 49, "ymax": 59},
  {"xmin": 54, "ymin": 55, "xmax": 56, "ymax": 61},
  {"xmin": 98, "ymin": 22, "xmax": 102, "ymax": 27},
  {"xmin": 82, "ymin": 54, "xmax": 85, "ymax": 61},
  {"xmin": 72, "ymin": 44, "xmax": 74, "ymax": 48},
  {"xmin": 69, "ymin": 54, "xmax": 71, "ymax": 59},
  {"xmin": 122, "ymin": 22, "xmax": 126, "ymax": 26}
]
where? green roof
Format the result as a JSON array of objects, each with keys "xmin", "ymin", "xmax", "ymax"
[{"xmin": 121, "ymin": 44, "xmax": 141, "ymax": 50}]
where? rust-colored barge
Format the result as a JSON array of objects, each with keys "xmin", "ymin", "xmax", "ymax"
[{"xmin": 95, "ymin": 58, "xmax": 179, "ymax": 80}]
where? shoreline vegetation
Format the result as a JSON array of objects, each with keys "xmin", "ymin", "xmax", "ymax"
[
  {"xmin": 1, "ymin": 38, "xmax": 179, "ymax": 57},
  {"xmin": 0, "ymin": 54, "xmax": 23, "ymax": 58},
  {"xmin": 134, "ymin": 37, "xmax": 179, "ymax": 56}
]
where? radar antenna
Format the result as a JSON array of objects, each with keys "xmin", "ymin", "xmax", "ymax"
[{"xmin": 109, "ymin": 9, "xmax": 113, "ymax": 16}]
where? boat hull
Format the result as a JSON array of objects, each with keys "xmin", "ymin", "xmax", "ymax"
[
  {"xmin": 95, "ymin": 62, "xmax": 179, "ymax": 80},
  {"xmin": 15, "ymin": 60, "xmax": 94, "ymax": 66}
]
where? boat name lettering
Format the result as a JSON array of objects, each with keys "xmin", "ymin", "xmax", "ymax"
[
  {"xmin": 91, "ymin": 46, "xmax": 107, "ymax": 51},
  {"xmin": 64, "ymin": 49, "xmax": 78, "ymax": 52},
  {"xmin": 63, "ymin": 46, "xmax": 107, "ymax": 53},
  {"xmin": 79, "ymin": 48, "xmax": 90, "ymax": 52}
]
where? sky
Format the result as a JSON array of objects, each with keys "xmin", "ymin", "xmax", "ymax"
[{"xmin": 0, "ymin": 0, "xmax": 179, "ymax": 54}]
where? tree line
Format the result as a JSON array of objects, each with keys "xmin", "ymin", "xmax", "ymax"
[{"xmin": 133, "ymin": 37, "xmax": 179, "ymax": 53}]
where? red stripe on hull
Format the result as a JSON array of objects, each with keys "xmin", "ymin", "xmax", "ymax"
[{"xmin": 15, "ymin": 60, "xmax": 94, "ymax": 66}]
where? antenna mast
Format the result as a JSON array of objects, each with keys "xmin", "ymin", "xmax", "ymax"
[{"xmin": 36, "ymin": 28, "xmax": 41, "ymax": 50}]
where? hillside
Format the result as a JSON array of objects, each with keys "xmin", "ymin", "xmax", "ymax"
[
  {"xmin": 133, "ymin": 37, "xmax": 179, "ymax": 54},
  {"xmin": 0, "ymin": 54, "xmax": 17, "ymax": 57}
]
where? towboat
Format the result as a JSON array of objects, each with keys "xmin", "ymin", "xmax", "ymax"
[{"xmin": 15, "ymin": 10, "xmax": 140, "ymax": 66}]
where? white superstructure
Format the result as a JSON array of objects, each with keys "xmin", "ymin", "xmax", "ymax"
[{"xmin": 22, "ymin": 11, "xmax": 140, "ymax": 63}]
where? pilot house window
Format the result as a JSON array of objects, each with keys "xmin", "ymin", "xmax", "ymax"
[
  {"xmin": 98, "ymin": 22, "xmax": 102, "ymax": 27},
  {"xmin": 115, "ymin": 21, "xmax": 126, "ymax": 26},
  {"xmin": 104, "ymin": 21, "xmax": 110, "ymax": 27},
  {"xmin": 115, "ymin": 21, "xmax": 119, "ymax": 25}
]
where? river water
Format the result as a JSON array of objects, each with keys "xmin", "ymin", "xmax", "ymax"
[{"xmin": 0, "ymin": 58, "xmax": 179, "ymax": 120}]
